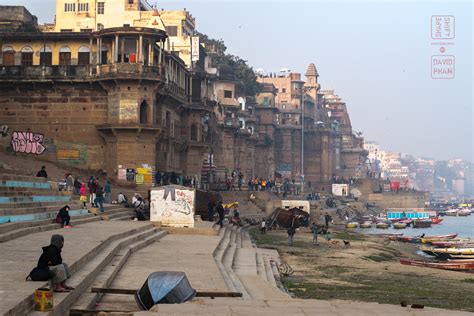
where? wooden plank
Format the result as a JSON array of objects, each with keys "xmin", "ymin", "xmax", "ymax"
[
  {"xmin": 69, "ymin": 309, "xmax": 133, "ymax": 316},
  {"xmin": 90, "ymin": 287, "xmax": 242, "ymax": 297}
]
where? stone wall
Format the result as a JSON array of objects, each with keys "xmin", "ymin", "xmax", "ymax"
[
  {"xmin": 0, "ymin": 82, "xmax": 108, "ymax": 170},
  {"xmin": 367, "ymin": 191, "xmax": 427, "ymax": 209}
]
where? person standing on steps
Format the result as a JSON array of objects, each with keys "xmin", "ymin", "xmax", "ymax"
[
  {"xmin": 261, "ymin": 218, "xmax": 267, "ymax": 234},
  {"xmin": 87, "ymin": 176, "xmax": 96, "ymax": 206},
  {"xmin": 79, "ymin": 183, "xmax": 87, "ymax": 209},
  {"xmin": 287, "ymin": 226, "xmax": 296, "ymax": 246},
  {"xmin": 324, "ymin": 212, "xmax": 332, "ymax": 228},
  {"xmin": 36, "ymin": 166, "xmax": 48, "ymax": 179},
  {"xmin": 216, "ymin": 201, "xmax": 225, "ymax": 228},
  {"xmin": 104, "ymin": 179, "xmax": 112, "ymax": 204},
  {"xmin": 94, "ymin": 186, "xmax": 105, "ymax": 212}
]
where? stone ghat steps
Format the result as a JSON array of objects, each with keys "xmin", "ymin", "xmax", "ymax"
[
  {"xmin": 0, "ymin": 188, "xmax": 70, "ymax": 196},
  {"xmin": 0, "ymin": 198, "xmax": 72, "ymax": 210},
  {"xmin": 71, "ymin": 230, "xmax": 168, "ymax": 311},
  {"xmin": 214, "ymin": 225, "xmax": 288, "ymax": 301},
  {"xmin": 0, "ymin": 200, "xmax": 81, "ymax": 218},
  {"xmin": 0, "ymin": 206, "xmax": 134, "ymax": 242},
  {"xmin": 1, "ymin": 222, "xmax": 158, "ymax": 316},
  {"xmin": 0, "ymin": 173, "xmax": 50, "ymax": 183},
  {"xmin": 28, "ymin": 227, "xmax": 168, "ymax": 316}
]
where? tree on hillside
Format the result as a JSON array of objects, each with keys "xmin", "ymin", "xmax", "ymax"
[{"xmin": 197, "ymin": 32, "xmax": 260, "ymax": 96}]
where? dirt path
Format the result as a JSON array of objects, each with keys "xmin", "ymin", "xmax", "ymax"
[{"xmin": 249, "ymin": 226, "xmax": 474, "ymax": 312}]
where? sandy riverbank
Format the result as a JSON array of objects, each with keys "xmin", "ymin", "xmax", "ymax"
[{"xmin": 249, "ymin": 226, "xmax": 474, "ymax": 312}]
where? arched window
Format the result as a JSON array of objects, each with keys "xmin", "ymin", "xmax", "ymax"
[
  {"xmin": 21, "ymin": 46, "xmax": 33, "ymax": 66},
  {"xmin": 40, "ymin": 45, "xmax": 52, "ymax": 66},
  {"xmin": 190, "ymin": 124, "xmax": 198, "ymax": 141},
  {"xmin": 78, "ymin": 45, "xmax": 90, "ymax": 65},
  {"xmin": 2, "ymin": 46, "xmax": 15, "ymax": 65},
  {"xmin": 59, "ymin": 46, "xmax": 71, "ymax": 65},
  {"xmin": 139, "ymin": 101, "xmax": 148, "ymax": 124}
]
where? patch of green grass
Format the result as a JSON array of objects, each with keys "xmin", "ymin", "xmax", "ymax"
[
  {"xmin": 462, "ymin": 278, "xmax": 474, "ymax": 283},
  {"xmin": 332, "ymin": 231, "xmax": 368, "ymax": 241},
  {"xmin": 362, "ymin": 252, "xmax": 395, "ymax": 262}
]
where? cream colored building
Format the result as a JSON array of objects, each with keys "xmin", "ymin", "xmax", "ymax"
[{"xmin": 53, "ymin": 0, "xmax": 166, "ymax": 32}]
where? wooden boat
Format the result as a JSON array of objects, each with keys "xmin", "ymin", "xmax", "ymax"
[
  {"xmin": 399, "ymin": 219, "xmax": 413, "ymax": 227},
  {"xmin": 421, "ymin": 247, "xmax": 474, "ymax": 259},
  {"xmin": 447, "ymin": 259, "xmax": 474, "ymax": 263},
  {"xmin": 360, "ymin": 222, "xmax": 372, "ymax": 228},
  {"xmin": 445, "ymin": 209, "xmax": 458, "ymax": 216},
  {"xmin": 400, "ymin": 259, "xmax": 474, "ymax": 271},
  {"xmin": 346, "ymin": 222, "xmax": 358, "ymax": 228},
  {"xmin": 400, "ymin": 236, "xmax": 421, "ymax": 243},
  {"xmin": 431, "ymin": 217, "xmax": 443, "ymax": 224},
  {"xmin": 393, "ymin": 222, "xmax": 407, "ymax": 229},
  {"xmin": 376, "ymin": 222, "xmax": 389, "ymax": 229},
  {"xmin": 431, "ymin": 239, "xmax": 474, "ymax": 247},
  {"xmin": 413, "ymin": 219, "xmax": 432, "ymax": 228},
  {"xmin": 420, "ymin": 234, "xmax": 459, "ymax": 243}
]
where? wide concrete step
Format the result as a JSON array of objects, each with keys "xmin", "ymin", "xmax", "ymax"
[
  {"xmin": 28, "ymin": 226, "xmax": 160, "ymax": 316},
  {"xmin": 0, "ymin": 197, "xmax": 71, "ymax": 208},
  {"xmin": 0, "ymin": 202, "xmax": 82, "ymax": 218},
  {"xmin": 71, "ymin": 230, "xmax": 168, "ymax": 311},
  {"xmin": 1, "ymin": 222, "xmax": 153, "ymax": 316},
  {"xmin": 0, "ymin": 174, "xmax": 49, "ymax": 183},
  {"xmin": 0, "ymin": 190, "xmax": 69, "ymax": 196},
  {"xmin": 0, "ymin": 206, "xmax": 132, "ymax": 242}
]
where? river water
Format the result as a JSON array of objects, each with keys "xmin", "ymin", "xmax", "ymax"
[{"xmin": 354, "ymin": 215, "xmax": 474, "ymax": 239}]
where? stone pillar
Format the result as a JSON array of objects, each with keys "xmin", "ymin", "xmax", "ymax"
[
  {"xmin": 99, "ymin": 38, "xmax": 102, "ymax": 64},
  {"xmin": 138, "ymin": 35, "xmax": 143, "ymax": 63},
  {"xmin": 114, "ymin": 35, "xmax": 119, "ymax": 63},
  {"xmin": 120, "ymin": 37, "xmax": 125, "ymax": 63},
  {"xmin": 96, "ymin": 38, "xmax": 100, "ymax": 65},
  {"xmin": 89, "ymin": 37, "xmax": 93, "ymax": 64}
]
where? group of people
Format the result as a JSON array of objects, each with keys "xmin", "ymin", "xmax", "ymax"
[
  {"xmin": 154, "ymin": 171, "xmax": 199, "ymax": 188},
  {"xmin": 78, "ymin": 176, "xmax": 111, "ymax": 212},
  {"xmin": 248, "ymin": 177, "xmax": 276, "ymax": 192}
]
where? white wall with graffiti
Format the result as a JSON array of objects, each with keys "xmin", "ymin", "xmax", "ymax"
[{"xmin": 150, "ymin": 185, "xmax": 195, "ymax": 227}]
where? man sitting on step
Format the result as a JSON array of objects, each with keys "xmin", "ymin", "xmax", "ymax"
[{"xmin": 27, "ymin": 234, "xmax": 74, "ymax": 292}]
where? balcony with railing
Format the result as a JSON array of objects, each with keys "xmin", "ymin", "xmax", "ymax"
[{"xmin": 0, "ymin": 64, "xmax": 164, "ymax": 81}]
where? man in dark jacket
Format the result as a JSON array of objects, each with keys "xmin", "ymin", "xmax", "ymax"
[
  {"xmin": 94, "ymin": 186, "xmax": 105, "ymax": 212},
  {"xmin": 56, "ymin": 205, "xmax": 71, "ymax": 228},
  {"xmin": 34, "ymin": 234, "xmax": 74, "ymax": 292},
  {"xmin": 216, "ymin": 201, "xmax": 225, "ymax": 228},
  {"xmin": 36, "ymin": 166, "xmax": 48, "ymax": 178}
]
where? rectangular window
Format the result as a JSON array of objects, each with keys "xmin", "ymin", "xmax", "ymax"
[
  {"xmin": 165, "ymin": 26, "xmax": 178, "ymax": 36},
  {"xmin": 78, "ymin": 3, "xmax": 89, "ymax": 12},
  {"xmin": 40, "ymin": 52, "xmax": 52, "ymax": 66},
  {"xmin": 78, "ymin": 52, "xmax": 90, "ymax": 65},
  {"xmin": 128, "ymin": 0, "xmax": 134, "ymax": 3},
  {"xmin": 60, "ymin": 29, "xmax": 73, "ymax": 32},
  {"xmin": 80, "ymin": 28, "xmax": 92, "ymax": 32},
  {"xmin": 64, "ymin": 3, "xmax": 75, "ymax": 12},
  {"xmin": 282, "ymin": 88, "xmax": 286, "ymax": 93},
  {"xmin": 224, "ymin": 90, "xmax": 232, "ymax": 98},
  {"xmin": 59, "ymin": 52, "xmax": 71, "ymax": 65},
  {"xmin": 123, "ymin": 24, "xmax": 130, "ymax": 27},
  {"xmin": 97, "ymin": 2, "xmax": 104, "ymax": 14},
  {"xmin": 2, "ymin": 51, "xmax": 15, "ymax": 65},
  {"xmin": 21, "ymin": 52, "xmax": 33, "ymax": 66},
  {"xmin": 263, "ymin": 96, "xmax": 269, "ymax": 106}
]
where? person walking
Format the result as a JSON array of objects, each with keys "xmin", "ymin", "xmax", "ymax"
[
  {"xmin": 324, "ymin": 212, "xmax": 332, "ymax": 228},
  {"xmin": 94, "ymin": 186, "xmax": 105, "ymax": 212},
  {"xmin": 79, "ymin": 183, "xmax": 87, "ymax": 209},
  {"xmin": 36, "ymin": 166, "xmax": 48, "ymax": 178},
  {"xmin": 73, "ymin": 178, "xmax": 81, "ymax": 195},
  {"xmin": 261, "ymin": 218, "xmax": 267, "ymax": 234},
  {"xmin": 216, "ymin": 201, "xmax": 225, "ymax": 228},
  {"xmin": 287, "ymin": 226, "xmax": 296, "ymax": 246},
  {"xmin": 56, "ymin": 205, "xmax": 71, "ymax": 228},
  {"xmin": 311, "ymin": 222, "xmax": 320, "ymax": 245},
  {"xmin": 104, "ymin": 180, "xmax": 112, "ymax": 204}
]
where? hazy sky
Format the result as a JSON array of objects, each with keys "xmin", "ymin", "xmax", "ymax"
[{"xmin": 8, "ymin": 0, "xmax": 474, "ymax": 161}]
